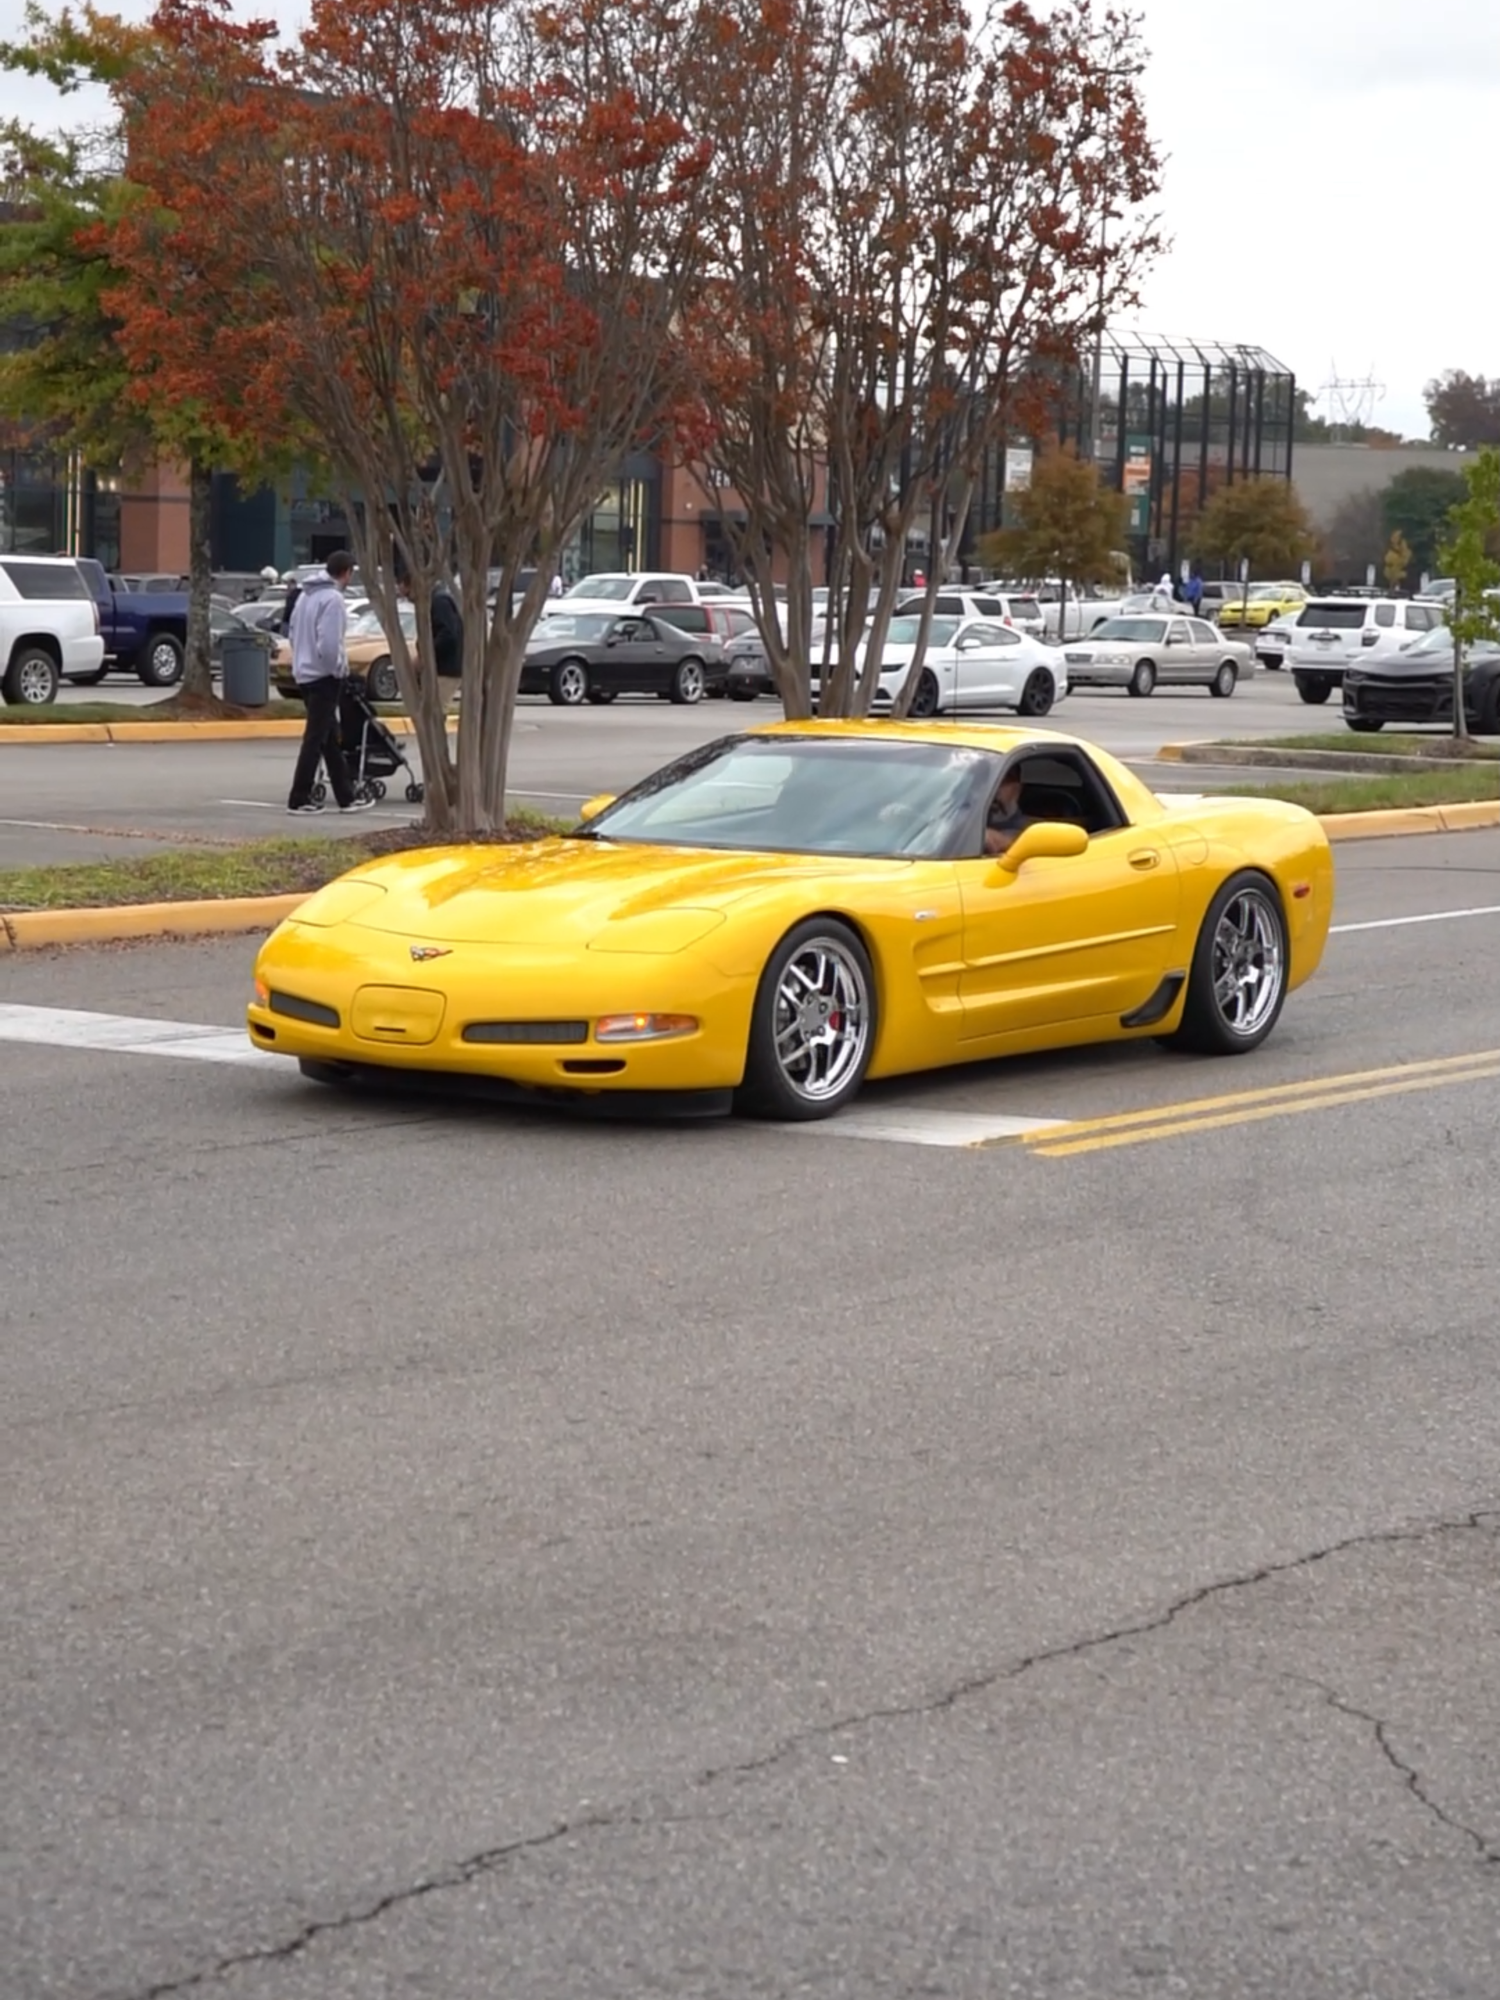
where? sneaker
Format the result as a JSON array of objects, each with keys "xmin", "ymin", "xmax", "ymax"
[
  {"xmin": 340, "ymin": 794, "xmax": 376, "ymax": 813},
  {"xmin": 288, "ymin": 800, "xmax": 325, "ymax": 814}
]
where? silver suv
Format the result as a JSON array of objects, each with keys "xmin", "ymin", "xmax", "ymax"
[{"xmin": 1287, "ymin": 597, "xmax": 1443, "ymax": 705}]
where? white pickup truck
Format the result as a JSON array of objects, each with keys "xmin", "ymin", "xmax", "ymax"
[
  {"xmin": 1, "ymin": 553, "xmax": 106, "ymax": 705},
  {"xmin": 553, "ymin": 572, "xmax": 712, "ymax": 618}
]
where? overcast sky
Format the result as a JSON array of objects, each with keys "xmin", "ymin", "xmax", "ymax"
[{"xmin": 2, "ymin": 0, "xmax": 1495, "ymax": 438}]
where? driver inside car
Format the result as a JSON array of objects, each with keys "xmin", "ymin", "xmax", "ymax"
[{"xmin": 983, "ymin": 770, "xmax": 1029, "ymax": 856}]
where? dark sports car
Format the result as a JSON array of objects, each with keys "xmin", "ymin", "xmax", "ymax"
[
  {"xmin": 1342, "ymin": 626, "xmax": 1500, "ymax": 735},
  {"xmin": 520, "ymin": 610, "xmax": 729, "ymax": 706}
]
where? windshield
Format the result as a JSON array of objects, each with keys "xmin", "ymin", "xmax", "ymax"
[
  {"xmin": 575, "ymin": 735, "xmax": 998, "ymax": 859},
  {"xmin": 1250, "ymin": 584, "xmax": 1289, "ymax": 601},
  {"xmin": 884, "ymin": 615, "xmax": 961, "ymax": 647},
  {"xmin": 530, "ymin": 612, "xmax": 614, "ymax": 642},
  {"xmin": 1087, "ymin": 617, "xmax": 1169, "ymax": 643},
  {"xmin": 564, "ymin": 575, "xmax": 634, "ymax": 600},
  {"xmin": 347, "ymin": 603, "xmax": 417, "ymax": 639}
]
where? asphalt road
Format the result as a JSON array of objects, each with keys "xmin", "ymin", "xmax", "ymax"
[
  {"xmin": 4, "ymin": 829, "xmax": 1499, "ymax": 1999},
  {"xmin": 1, "ymin": 675, "xmax": 1400, "ymax": 870}
]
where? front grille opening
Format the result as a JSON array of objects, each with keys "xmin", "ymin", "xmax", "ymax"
[
  {"xmin": 560, "ymin": 1059, "xmax": 627, "ymax": 1075},
  {"xmin": 269, "ymin": 990, "xmax": 339, "ymax": 1029},
  {"xmin": 250, "ymin": 1020, "xmax": 276, "ymax": 1040},
  {"xmin": 462, "ymin": 1020, "xmax": 589, "ymax": 1045}
]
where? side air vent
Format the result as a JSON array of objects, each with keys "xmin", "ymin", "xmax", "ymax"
[{"xmin": 269, "ymin": 990, "xmax": 340, "ymax": 1029}]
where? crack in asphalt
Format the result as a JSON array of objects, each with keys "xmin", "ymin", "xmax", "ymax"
[
  {"xmin": 116, "ymin": 1506, "xmax": 1497, "ymax": 1999},
  {"xmin": 1293, "ymin": 1676, "xmax": 1500, "ymax": 1865}
]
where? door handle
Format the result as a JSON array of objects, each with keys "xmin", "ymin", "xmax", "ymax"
[{"xmin": 1128, "ymin": 849, "xmax": 1160, "ymax": 870}]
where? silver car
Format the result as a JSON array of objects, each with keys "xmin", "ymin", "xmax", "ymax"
[{"xmin": 1062, "ymin": 614, "xmax": 1254, "ymax": 698}]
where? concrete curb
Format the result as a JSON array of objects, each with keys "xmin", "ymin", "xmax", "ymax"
[
  {"xmin": 0, "ymin": 893, "xmax": 308, "ymax": 953},
  {"xmin": 4, "ymin": 804, "xmax": 1498, "ymax": 952},
  {"xmin": 0, "ymin": 716, "xmax": 445, "ymax": 746}
]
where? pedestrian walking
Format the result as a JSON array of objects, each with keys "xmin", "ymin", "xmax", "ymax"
[{"xmin": 286, "ymin": 550, "xmax": 373, "ymax": 815}]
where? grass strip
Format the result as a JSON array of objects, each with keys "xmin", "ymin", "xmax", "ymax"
[
  {"xmin": 0, "ymin": 816, "xmax": 567, "ymax": 911},
  {"xmin": 1210, "ymin": 732, "xmax": 1500, "ymax": 761},
  {"xmin": 1218, "ymin": 766, "xmax": 1499, "ymax": 815}
]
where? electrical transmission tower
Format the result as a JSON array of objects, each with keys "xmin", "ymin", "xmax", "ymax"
[{"xmin": 1314, "ymin": 363, "xmax": 1386, "ymax": 439}]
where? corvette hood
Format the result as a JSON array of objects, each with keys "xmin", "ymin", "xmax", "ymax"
[{"xmin": 321, "ymin": 838, "xmax": 909, "ymax": 948}]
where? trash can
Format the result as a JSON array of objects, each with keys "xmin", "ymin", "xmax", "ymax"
[{"xmin": 220, "ymin": 632, "xmax": 270, "ymax": 707}]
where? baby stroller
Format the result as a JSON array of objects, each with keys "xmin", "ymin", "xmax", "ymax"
[{"xmin": 310, "ymin": 677, "xmax": 425, "ymax": 806}]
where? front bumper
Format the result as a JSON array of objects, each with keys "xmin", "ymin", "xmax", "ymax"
[
  {"xmin": 1342, "ymin": 674, "xmax": 1454, "ymax": 725},
  {"xmin": 247, "ymin": 920, "xmax": 757, "ymax": 1095}
]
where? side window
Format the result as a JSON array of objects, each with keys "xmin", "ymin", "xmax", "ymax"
[
  {"xmin": 1168, "ymin": 619, "xmax": 1193, "ymax": 644},
  {"xmin": 1374, "ymin": 603, "xmax": 1396, "ymax": 627},
  {"xmin": 1407, "ymin": 603, "xmax": 1438, "ymax": 630},
  {"xmin": 657, "ymin": 606, "xmax": 707, "ymax": 633},
  {"xmin": 1000, "ymin": 751, "xmax": 1129, "ymax": 843},
  {"xmin": 651, "ymin": 578, "xmax": 693, "ymax": 604},
  {"xmin": 974, "ymin": 596, "xmax": 1004, "ymax": 616},
  {"xmin": 0, "ymin": 560, "xmax": 89, "ymax": 601},
  {"xmin": 963, "ymin": 622, "xmax": 999, "ymax": 645}
]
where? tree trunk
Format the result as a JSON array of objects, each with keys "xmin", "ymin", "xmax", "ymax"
[
  {"xmin": 1452, "ymin": 627, "xmax": 1470, "ymax": 743},
  {"xmin": 181, "ymin": 457, "xmax": 215, "ymax": 702}
]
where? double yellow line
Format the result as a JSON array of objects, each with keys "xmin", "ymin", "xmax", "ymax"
[{"xmin": 1010, "ymin": 1048, "xmax": 1500, "ymax": 1158}]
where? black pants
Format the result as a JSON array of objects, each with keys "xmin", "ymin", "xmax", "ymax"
[{"xmin": 289, "ymin": 675, "xmax": 355, "ymax": 808}]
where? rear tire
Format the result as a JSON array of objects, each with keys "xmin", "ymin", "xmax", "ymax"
[
  {"xmin": 1345, "ymin": 717, "xmax": 1385, "ymax": 733},
  {"xmin": 586, "ymin": 687, "xmax": 618, "ymax": 705},
  {"xmin": 548, "ymin": 658, "xmax": 590, "ymax": 706},
  {"xmin": 1210, "ymin": 661, "xmax": 1237, "ymax": 698},
  {"xmin": 137, "ymin": 631, "xmax": 184, "ymax": 687},
  {"xmin": 735, "ymin": 918, "xmax": 876, "ymax": 1122},
  {"xmin": 1294, "ymin": 674, "xmax": 1332, "ymax": 705},
  {"xmin": 1017, "ymin": 668, "xmax": 1055, "ymax": 717},
  {"xmin": 2, "ymin": 644, "xmax": 60, "ymax": 705},
  {"xmin": 1475, "ymin": 680, "xmax": 1500, "ymax": 736},
  {"xmin": 1128, "ymin": 659, "xmax": 1156, "ymax": 698},
  {"xmin": 365, "ymin": 656, "xmax": 398, "ymax": 704},
  {"xmin": 668, "ymin": 657, "xmax": 706, "ymax": 704},
  {"xmin": 1167, "ymin": 871, "xmax": 1288, "ymax": 1056}
]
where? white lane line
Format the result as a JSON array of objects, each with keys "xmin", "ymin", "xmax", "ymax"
[
  {"xmin": 1332, "ymin": 904, "xmax": 1500, "ymax": 935},
  {"xmin": 0, "ymin": 1004, "xmax": 273, "ymax": 1068},
  {"xmin": 789, "ymin": 1107, "xmax": 1066, "ymax": 1146}
]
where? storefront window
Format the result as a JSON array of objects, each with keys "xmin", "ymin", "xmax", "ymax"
[{"xmin": 0, "ymin": 449, "xmax": 68, "ymax": 555}]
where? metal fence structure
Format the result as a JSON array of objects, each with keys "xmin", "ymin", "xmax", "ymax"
[{"xmin": 965, "ymin": 333, "xmax": 1297, "ymax": 580}]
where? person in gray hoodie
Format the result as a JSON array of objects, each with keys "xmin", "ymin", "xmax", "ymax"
[{"xmin": 286, "ymin": 551, "xmax": 373, "ymax": 814}]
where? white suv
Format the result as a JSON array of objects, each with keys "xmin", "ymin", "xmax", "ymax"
[
  {"xmin": 897, "ymin": 588, "xmax": 1047, "ymax": 642},
  {"xmin": 1, "ymin": 554, "xmax": 106, "ymax": 705},
  {"xmin": 1286, "ymin": 597, "xmax": 1444, "ymax": 706}
]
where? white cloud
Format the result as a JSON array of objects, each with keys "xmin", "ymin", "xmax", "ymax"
[{"xmin": 2, "ymin": 0, "xmax": 1496, "ymax": 439}]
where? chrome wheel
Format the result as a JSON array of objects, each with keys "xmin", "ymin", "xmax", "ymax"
[
  {"xmin": 770, "ymin": 934, "xmax": 871, "ymax": 1107},
  {"xmin": 550, "ymin": 659, "xmax": 589, "ymax": 705},
  {"xmin": 365, "ymin": 656, "xmax": 398, "ymax": 704},
  {"xmin": 670, "ymin": 658, "xmax": 705, "ymax": 704},
  {"xmin": 140, "ymin": 633, "xmax": 184, "ymax": 686},
  {"xmin": 1210, "ymin": 886, "xmax": 1283, "ymax": 1039},
  {"xmin": 9, "ymin": 649, "xmax": 60, "ymax": 704},
  {"xmin": 1210, "ymin": 660, "xmax": 1237, "ymax": 697}
]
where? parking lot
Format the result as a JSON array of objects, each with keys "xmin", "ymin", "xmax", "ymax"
[
  {"xmin": 5, "ymin": 671, "xmax": 1386, "ymax": 869},
  {"xmin": 5, "ymin": 814, "xmax": 1499, "ymax": 1999}
]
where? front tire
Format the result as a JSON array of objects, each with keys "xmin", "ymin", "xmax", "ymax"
[
  {"xmin": 668, "ymin": 657, "xmax": 706, "ymax": 704},
  {"xmin": 138, "ymin": 631, "xmax": 185, "ymax": 687},
  {"xmin": 1478, "ymin": 680, "xmax": 1500, "ymax": 736},
  {"xmin": 1128, "ymin": 659, "xmax": 1156, "ymax": 698},
  {"xmin": 1345, "ymin": 716, "xmax": 1385, "ymax": 733},
  {"xmin": 3, "ymin": 644, "xmax": 60, "ymax": 705},
  {"xmin": 1168, "ymin": 872, "xmax": 1288, "ymax": 1055},
  {"xmin": 736, "ymin": 918, "xmax": 876, "ymax": 1122},
  {"xmin": 1210, "ymin": 661, "xmax": 1238, "ymax": 698},
  {"xmin": 548, "ymin": 658, "xmax": 590, "ymax": 706},
  {"xmin": 1017, "ymin": 668, "xmax": 1055, "ymax": 717},
  {"xmin": 907, "ymin": 669, "xmax": 941, "ymax": 718},
  {"xmin": 586, "ymin": 687, "xmax": 618, "ymax": 705}
]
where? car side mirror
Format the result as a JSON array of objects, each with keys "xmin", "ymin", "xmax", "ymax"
[
  {"xmin": 990, "ymin": 821, "xmax": 1089, "ymax": 876},
  {"xmin": 578, "ymin": 793, "xmax": 616, "ymax": 822}
]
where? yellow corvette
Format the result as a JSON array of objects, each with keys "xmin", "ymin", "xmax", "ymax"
[
  {"xmin": 248, "ymin": 721, "xmax": 1334, "ymax": 1121},
  {"xmin": 1217, "ymin": 583, "xmax": 1310, "ymax": 630}
]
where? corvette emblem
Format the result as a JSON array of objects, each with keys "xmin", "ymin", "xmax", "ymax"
[{"xmin": 409, "ymin": 946, "xmax": 452, "ymax": 961}]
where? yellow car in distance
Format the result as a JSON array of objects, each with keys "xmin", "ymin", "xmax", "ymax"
[
  {"xmin": 1217, "ymin": 583, "xmax": 1310, "ymax": 630},
  {"xmin": 248, "ymin": 720, "xmax": 1334, "ymax": 1123}
]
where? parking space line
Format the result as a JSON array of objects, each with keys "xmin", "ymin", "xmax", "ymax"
[
  {"xmin": 0, "ymin": 1004, "xmax": 274, "ymax": 1067},
  {"xmin": 1331, "ymin": 904, "xmax": 1500, "ymax": 934}
]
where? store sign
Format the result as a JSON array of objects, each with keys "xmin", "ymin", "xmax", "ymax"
[{"xmin": 1122, "ymin": 435, "xmax": 1153, "ymax": 535}]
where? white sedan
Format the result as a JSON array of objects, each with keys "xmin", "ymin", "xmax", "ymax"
[
  {"xmin": 819, "ymin": 613, "xmax": 1069, "ymax": 717},
  {"xmin": 1062, "ymin": 614, "xmax": 1255, "ymax": 697}
]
